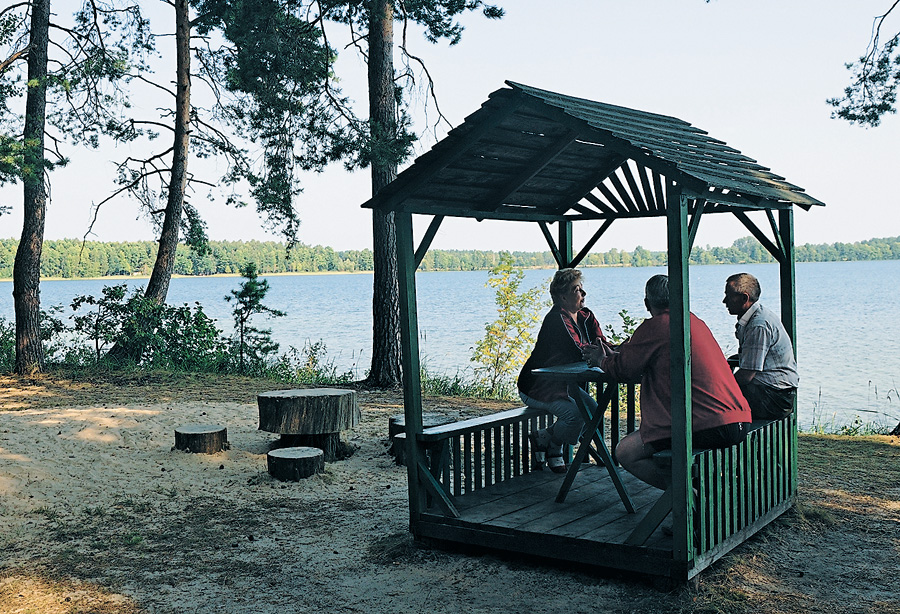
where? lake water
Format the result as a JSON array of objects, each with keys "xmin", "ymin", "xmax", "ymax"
[{"xmin": 2, "ymin": 260, "xmax": 898, "ymax": 430}]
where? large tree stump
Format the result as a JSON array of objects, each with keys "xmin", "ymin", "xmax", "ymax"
[
  {"xmin": 388, "ymin": 413, "xmax": 457, "ymax": 465},
  {"xmin": 267, "ymin": 447, "xmax": 324, "ymax": 481},
  {"xmin": 174, "ymin": 424, "xmax": 227, "ymax": 454},
  {"xmin": 258, "ymin": 388, "xmax": 360, "ymax": 461}
]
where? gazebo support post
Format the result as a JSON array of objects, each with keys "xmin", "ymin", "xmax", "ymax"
[
  {"xmin": 666, "ymin": 183, "xmax": 694, "ymax": 575},
  {"xmin": 559, "ymin": 220, "xmax": 573, "ymax": 267},
  {"xmin": 396, "ymin": 211, "xmax": 426, "ymax": 526},
  {"xmin": 778, "ymin": 208, "xmax": 799, "ymax": 494}
]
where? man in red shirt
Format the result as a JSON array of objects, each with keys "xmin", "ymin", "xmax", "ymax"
[{"xmin": 586, "ymin": 275, "xmax": 751, "ymax": 490}]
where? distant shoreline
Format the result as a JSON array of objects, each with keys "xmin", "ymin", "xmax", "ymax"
[
  {"xmin": 0, "ymin": 270, "xmax": 377, "ymax": 283},
  {"xmin": 3, "ymin": 235, "xmax": 899, "ymax": 282}
]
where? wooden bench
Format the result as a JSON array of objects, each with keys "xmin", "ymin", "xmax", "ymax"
[
  {"xmin": 624, "ymin": 417, "xmax": 793, "ymax": 548},
  {"xmin": 388, "ymin": 412, "xmax": 459, "ymax": 465}
]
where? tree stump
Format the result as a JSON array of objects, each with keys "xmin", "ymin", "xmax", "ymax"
[
  {"xmin": 267, "ymin": 447, "xmax": 324, "ymax": 481},
  {"xmin": 174, "ymin": 424, "xmax": 227, "ymax": 454},
  {"xmin": 388, "ymin": 413, "xmax": 457, "ymax": 465},
  {"xmin": 257, "ymin": 388, "xmax": 360, "ymax": 462}
]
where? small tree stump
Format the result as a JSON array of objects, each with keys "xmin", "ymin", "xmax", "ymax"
[
  {"xmin": 258, "ymin": 388, "xmax": 360, "ymax": 462},
  {"xmin": 267, "ymin": 446, "xmax": 324, "ymax": 481},
  {"xmin": 388, "ymin": 413, "xmax": 458, "ymax": 465},
  {"xmin": 174, "ymin": 424, "xmax": 227, "ymax": 454}
]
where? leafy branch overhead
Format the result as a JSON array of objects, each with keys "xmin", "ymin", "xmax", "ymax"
[
  {"xmin": 0, "ymin": 0, "xmax": 151, "ymax": 194},
  {"xmin": 318, "ymin": 0, "xmax": 504, "ymax": 161},
  {"xmin": 829, "ymin": 1, "xmax": 900, "ymax": 126},
  {"xmin": 89, "ymin": 0, "xmax": 365, "ymax": 253}
]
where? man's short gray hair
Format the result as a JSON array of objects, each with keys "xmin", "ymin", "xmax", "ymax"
[
  {"xmin": 726, "ymin": 272, "xmax": 761, "ymax": 303},
  {"xmin": 644, "ymin": 274, "xmax": 669, "ymax": 310}
]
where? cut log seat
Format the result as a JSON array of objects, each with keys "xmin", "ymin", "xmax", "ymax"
[
  {"xmin": 267, "ymin": 447, "xmax": 324, "ymax": 481},
  {"xmin": 174, "ymin": 424, "xmax": 227, "ymax": 454}
]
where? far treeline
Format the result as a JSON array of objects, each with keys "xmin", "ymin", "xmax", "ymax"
[{"xmin": 1, "ymin": 235, "xmax": 899, "ymax": 280}]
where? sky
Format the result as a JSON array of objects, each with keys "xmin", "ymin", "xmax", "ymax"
[{"xmin": 1, "ymin": 0, "xmax": 898, "ymax": 254}]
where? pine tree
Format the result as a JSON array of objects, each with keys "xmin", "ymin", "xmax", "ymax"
[{"xmin": 225, "ymin": 262, "xmax": 285, "ymax": 372}]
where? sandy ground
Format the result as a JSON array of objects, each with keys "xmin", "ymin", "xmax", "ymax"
[{"xmin": 0, "ymin": 373, "xmax": 898, "ymax": 614}]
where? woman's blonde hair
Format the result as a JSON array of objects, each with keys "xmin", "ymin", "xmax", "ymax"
[{"xmin": 549, "ymin": 268, "xmax": 582, "ymax": 306}]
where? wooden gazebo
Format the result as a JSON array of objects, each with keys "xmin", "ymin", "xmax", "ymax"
[{"xmin": 362, "ymin": 82, "xmax": 823, "ymax": 581}]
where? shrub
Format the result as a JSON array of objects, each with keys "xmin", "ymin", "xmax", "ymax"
[
  {"xmin": 470, "ymin": 254, "xmax": 546, "ymax": 397},
  {"xmin": 0, "ymin": 317, "xmax": 14, "ymax": 373},
  {"xmin": 269, "ymin": 340, "xmax": 355, "ymax": 385},
  {"xmin": 67, "ymin": 285, "xmax": 226, "ymax": 371}
]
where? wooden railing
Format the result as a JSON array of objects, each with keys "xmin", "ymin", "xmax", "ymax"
[
  {"xmin": 415, "ymin": 406, "xmax": 550, "ymax": 498},
  {"xmin": 401, "ymin": 383, "xmax": 638, "ymax": 500},
  {"xmin": 694, "ymin": 414, "xmax": 796, "ymax": 554}
]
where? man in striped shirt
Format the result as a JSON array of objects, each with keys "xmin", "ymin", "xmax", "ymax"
[{"xmin": 723, "ymin": 273, "xmax": 799, "ymax": 420}]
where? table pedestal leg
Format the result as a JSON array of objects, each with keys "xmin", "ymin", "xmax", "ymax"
[{"xmin": 555, "ymin": 383, "xmax": 636, "ymax": 513}]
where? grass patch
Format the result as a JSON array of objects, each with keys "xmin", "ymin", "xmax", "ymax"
[
  {"xmin": 795, "ymin": 502, "xmax": 838, "ymax": 526},
  {"xmin": 365, "ymin": 532, "xmax": 417, "ymax": 564},
  {"xmin": 420, "ymin": 368, "xmax": 512, "ymax": 399},
  {"xmin": 798, "ymin": 434, "xmax": 900, "ymax": 493},
  {"xmin": 678, "ymin": 583, "xmax": 751, "ymax": 614}
]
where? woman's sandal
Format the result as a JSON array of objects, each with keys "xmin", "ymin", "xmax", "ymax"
[
  {"xmin": 528, "ymin": 432, "xmax": 547, "ymax": 470},
  {"xmin": 546, "ymin": 452, "xmax": 567, "ymax": 474}
]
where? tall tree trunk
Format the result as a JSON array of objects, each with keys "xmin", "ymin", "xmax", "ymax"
[
  {"xmin": 105, "ymin": 0, "xmax": 190, "ymax": 362},
  {"xmin": 365, "ymin": 0, "xmax": 402, "ymax": 388},
  {"xmin": 145, "ymin": 0, "xmax": 191, "ymax": 303},
  {"xmin": 12, "ymin": 0, "xmax": 51, "ymax": 375}
]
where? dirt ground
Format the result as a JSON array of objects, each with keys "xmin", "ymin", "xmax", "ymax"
[{"xmin": 1, "ymin": 371, "xmax": 898, "ymax": 614}]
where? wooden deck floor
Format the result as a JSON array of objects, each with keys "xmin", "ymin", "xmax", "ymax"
[{"xmin": 416, "ymin": 463, "xmax": 678, "ymax": 573}]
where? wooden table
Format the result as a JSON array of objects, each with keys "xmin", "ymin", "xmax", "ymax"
[
  {"xmin": 532, "ymin": 362, "xmax": 635, "ymax": 513},
  {"xmin": 257, "ymin": 388, "xmax": 359, "ymax": 462}
]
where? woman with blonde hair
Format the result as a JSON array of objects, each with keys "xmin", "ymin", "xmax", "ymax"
[{"xmin": 517, "ymin": 268, "xmax": 613, "ymax": 473}]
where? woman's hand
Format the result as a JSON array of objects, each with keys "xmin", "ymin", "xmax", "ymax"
[{"xmin": 582, "ymin": 342, "xmax": 616, "ymax": 367}]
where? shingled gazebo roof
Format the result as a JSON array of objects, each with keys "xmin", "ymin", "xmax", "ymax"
[{"xmin": 363, "ymin": 81, "xmax": 824, "ymax": 222}]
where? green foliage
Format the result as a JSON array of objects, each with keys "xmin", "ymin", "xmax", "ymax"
[
  {"xmin": 189, "ymin": 0, "xmax": 364, "ymax": 245},
  {"xmin": 420, "ymin": 367, "xmax": 501, "ymax": 399},
  {"xmin": 70, "ymin": 284, "xmax": 131, "ymax": 360},
  {"xmin": 0, "ymin": 317, "xmax": 13, "ymax": 372},
  {"xmin": 318, "ymin": 0, "xmax": 504, "ymax": 173},
  {"xmin": 470, "ymin": 254, "xmax": 545, "ymax": 397},
  {"xmin": 5, "ymin": 235, "xmax": 900, "ymax": 280},
  {"xmin": 147, "ymin": 302, "xmax": 228, "ymax": 372},
  {"xmin": 39, "ymin": 305, "xmax": 71, "ymax": 363},
  {"xmin": 268, "ymin": 340, "xmax": 356, "ymax": 385},
  {"xmin": 604, "ymin": 309, "xmax": 642, "ymax": 345},
  {"xmin": 0, "ymin": 1, "xmax": 152, "ymax": 189},
  {"xmin": 65, "ymin": 284, "xmax": 227, "ymax": 371},
  {"xmin": 225, "ymin": 262, "xmax": 285, "ymax": 372},
  {"xmin": 829, "ymin": 18, "xmax": 900, "ymax": 126}
]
